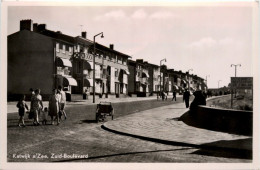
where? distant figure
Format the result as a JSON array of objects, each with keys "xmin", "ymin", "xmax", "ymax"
[
  {"xmin": 190, "ymin": 90, "xmax": 206, "ymax": 113},
  {"xmin": 161, "ymin": 91, "xmax": 165, "ymax": 101},
  {"xmin": 172, "ymin": 90, "xmax": 177, "ymax": 101},
  {"xmin": 16, "ymin": 95, "xmax": 29, "ymax": 127},
  {"xmin": 164, "ymin": 91, "xmax": 167, "ymax": 100},
  {"xmin": 183, "ymin": 89, "xmax": 190, "ymax": 108}
]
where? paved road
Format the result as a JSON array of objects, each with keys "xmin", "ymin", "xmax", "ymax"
[{"xmin": 7, "ymin": 97, "xmax": 251, "ymax": 162}]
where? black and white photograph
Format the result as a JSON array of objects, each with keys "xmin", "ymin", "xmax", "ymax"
[{"xmin": 1, "ymin": 1, "xmax": 259, "ymax": 169}]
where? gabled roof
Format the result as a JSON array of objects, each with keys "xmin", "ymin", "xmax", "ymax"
[{"xmin": 39, "ymin": 29, "xmax": 75, "ymax": 44}]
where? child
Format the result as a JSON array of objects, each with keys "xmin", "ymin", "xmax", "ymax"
[
  {"xmin": 16, "ymin": 95, "xmax": 29, "ymax": 127},
  {"xmin": 42, "ymin": 107, "xmax": 48, "ymax": 125}
]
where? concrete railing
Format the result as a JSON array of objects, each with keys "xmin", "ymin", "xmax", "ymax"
[{"xmin": 191, "ymin": 105, "xmax": 253, "ymax": 136}]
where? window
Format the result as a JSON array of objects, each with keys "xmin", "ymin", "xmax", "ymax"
[
  {"xmin": 62, "ymin": 45, "xmax": 66, "ymax": 53},
  {"xmin": 80, "ymin": 45, "xmax": 84, "ymax": 53},
  {"xmin": 69, "ymin": 47, "xmax": 73, "ymax": 53},
  {"xmin": 56, "ymin": 43, "xmax": 60, "ymax": 52},
  {"xmin": 115, "ymin": 68, "xmax": 119, "ymax": 77}
]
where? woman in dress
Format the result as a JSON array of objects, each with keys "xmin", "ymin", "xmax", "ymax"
[
  {"xmin": 48, "ymin": 89, "xmax": 60, "ymax": 125},
  {"xmin": 31, "ymin": 89, "xmax": 43, "ymax": 126}
]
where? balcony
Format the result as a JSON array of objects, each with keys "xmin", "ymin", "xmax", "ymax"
[{"xmin": 95, "ymin": 72, "xmax": 107, "ymax": 80}]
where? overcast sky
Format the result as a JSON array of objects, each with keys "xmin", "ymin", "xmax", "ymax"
[{"xmin": 8, "ymin": 3, "xmax": 255, "ymax": 88}]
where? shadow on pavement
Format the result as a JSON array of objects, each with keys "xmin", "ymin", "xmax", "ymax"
[
  {"xmin": 166, "ymin": 108, "xmax": 187, "ymax": 110},
  {"xmin": 80, "ymin": 119, "xmax": 97, "ymax": 123},
  {"xmin": 180, "ymin": 111, "xmax": 252, "ymax": 136},
  {"xmin": 193, "ymin": 138, "xmax": 252, "ymax": 160},
  {"xmin": 53, "ymin": 147, "xmax": 193, "ymax": 162}
]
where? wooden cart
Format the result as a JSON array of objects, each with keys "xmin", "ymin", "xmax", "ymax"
[{"xmin": 96, "ymin": 102, "xmax": 114, "ymax": 122}]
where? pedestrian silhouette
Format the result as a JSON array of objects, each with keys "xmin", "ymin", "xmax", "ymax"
[{"xmin": 183, "ymin": 89, "xmax": 190, "ymax": 108}]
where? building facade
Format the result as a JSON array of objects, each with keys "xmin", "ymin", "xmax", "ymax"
[
  {"xmin": 128, "ymin": 59, "xmax": 150, "ymax": 97},
  {"xmin": 8, "ymin": 20, "xmax": 77, "ymax": 100},
  {"xmin": 8, "ymin": 19, "xmax": 131, "ymax": 101}
]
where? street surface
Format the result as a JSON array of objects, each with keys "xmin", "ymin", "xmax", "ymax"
[{"xmin": 7, "ymin": 96, "xmax": 251, "ymax": 162}]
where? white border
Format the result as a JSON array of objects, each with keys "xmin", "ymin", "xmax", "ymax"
[{"xmin": 1, "ymin": 1, "xmax": 259, "ymax": 170}]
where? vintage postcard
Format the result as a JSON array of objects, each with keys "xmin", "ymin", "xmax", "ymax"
[{"xmin": 1, "ymin": 1, "xmax": 259, "ymax": 170}]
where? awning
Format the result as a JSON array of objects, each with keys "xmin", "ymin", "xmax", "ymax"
[
  {"xmin": 84, "ymin": 79, "xmax": 93, "ymax": 87},
  {"xmin": 190, "ymin": 87, "xmax": 195, "ymax": 91},
  {"xmin": 142, "ymin": 72, "xmax": 149, "ymax": 78},
  {"xmin": 83, "ymin": 61, "xmax": 93, "ymax": 70},
  {"xmin": 173, "ymin": 85, "xmax": 179, "ymax": 90},
  {"xmin": 181, "ymin": 79, "xmax": 187, "ymax": 84},
  {"xmin": 178, "ymin": 86, "xmax": 184, "ymax": 91},
  {"xmin": 122, "ymin": 68, "xmax": 130, "ymax": 75},
  {"xmin": 63, "ymin": 77, "xmax": 77, "ymax": 86},
  {"xmin": 57, "ymin": 57, "xmax": 72, "ymax": 67}
]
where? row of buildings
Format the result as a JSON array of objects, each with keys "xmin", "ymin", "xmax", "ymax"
[{"xmin": 8, "ymin": 19, "xmax": 207, "ymax": 101}]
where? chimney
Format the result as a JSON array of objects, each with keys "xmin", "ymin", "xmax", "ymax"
[
  {"xmin": 136, "ymin": 59, "xmax": 143, "ymax": 63},
  {"xmin": 109, "ymin": 44, "xmax": 114, "ymax": 50},
  {"xmin": 81, "ymin": 31, "xmax": 87, "ymax": 38},
  {"xmin": 38, "ymin": 24, "xmax": 46, "ymax": 32},
  {"xmin": 20, "ymin": 19, "xmax": 33, "ymax": 31},
  {"xmin": 33, "ymin": 23, "xmax": 38, "ymax": 32}
]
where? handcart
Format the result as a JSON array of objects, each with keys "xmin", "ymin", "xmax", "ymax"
[{"xmin": 96, "ymin": 102, "xmax": 114, "ymax": 122}]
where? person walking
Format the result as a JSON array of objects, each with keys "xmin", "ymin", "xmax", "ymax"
[
  {"xmin": 172, "ymin": 90, "xmax": 177, "ymax": 101},
  {"xmin": 183, "ymin": 89, "xmax": 190, "ymax": 108},
  {"xmin": 16, "ymin": 95, "xmax": 29, "ymax": 127},
  {"xmin": 31, "ymin": 89, "xmax": 43, "ymax": 126},
  {"xmin": 48, "ymin": 89, "xmax": 60, "ymax": 125},
  {"xmin": 58, "ymin": 85, "xmax": 67, "ymax": 120}
]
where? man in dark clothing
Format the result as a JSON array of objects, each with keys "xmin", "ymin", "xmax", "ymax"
[
  {"xmin": 183, "ymin": 89, "xmax": 190, "ymax": 108},
  {"xmin": 172, "ymin": 90, "xmax": 177, "ymax": 101},
  {"xmin": 190, "ymin": 90, "xmax": 206, "ymax": 113}
]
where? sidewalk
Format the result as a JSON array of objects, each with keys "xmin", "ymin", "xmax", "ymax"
[
  {"xmin": 102, "ymin": 102, "xmax": 252, "ymax": 151},
  {"xmin": 7, "ymin": 94, "xmax": 181, "ymax": 114}
]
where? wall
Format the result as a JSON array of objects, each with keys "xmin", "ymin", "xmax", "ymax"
[
  {"xmin": 8, "ymin": 30, "xmax": 54, "ymax": 100},
  {"xmin": 191, "ymin": 105, "xmax": 252, "ymax": 136}
]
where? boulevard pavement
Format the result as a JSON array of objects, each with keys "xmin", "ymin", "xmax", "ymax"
[
  {"xmin": 7, "ymin": 94, "xmax": 252, "ymax": 152},
  {"xmin": 7, "ymin": 95, "xmax": 175, "ymax": 114},
  {"xmin": 103, "ymin": 101, "xmax": 252, "ymax": 151}
]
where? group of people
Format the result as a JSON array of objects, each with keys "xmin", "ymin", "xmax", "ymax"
[
  {"xmin": 155, "ymin": 88, "xmax": 206, "ymax": 111},
  {"xmin": 16, "ymin": 86, "xmax": 67, "ymax": 127}
]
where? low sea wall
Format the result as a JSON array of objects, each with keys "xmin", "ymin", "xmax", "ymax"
[{"xmin": 190, "ymin": 105, "xmax": 252, "ymax": 136}]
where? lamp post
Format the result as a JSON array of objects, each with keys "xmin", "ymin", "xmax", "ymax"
[
  {"xmin": 160, "ymin": 58, "xmax": 166, "ymax": 95},
  {"xmin": 206, "ymin": 75, "xmax": 210, "ymax": 90},
  {"xmin": 218, "ymin": 80, "xmax": 222, "ymax": 89},
  {"xmin": 93, "ymin": 32, "xmax": 104, "ymax": 103},
  {"xmin": 187, "ymin": 69, "xmax": 193, "ymax": 91},
  {"xmin": 231, "ymin": 64, "xmax": 241, "ymax": 98}
]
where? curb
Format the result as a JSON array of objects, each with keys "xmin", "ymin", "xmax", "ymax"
[{"xmin": 101, "ymin": 124, "xmax": 251, "ymax": 153}]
